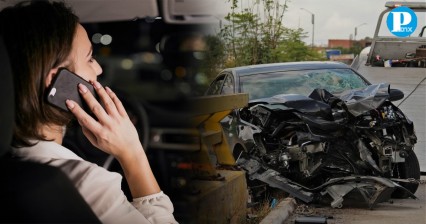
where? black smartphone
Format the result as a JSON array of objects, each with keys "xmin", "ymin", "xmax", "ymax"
[{"xmin": 46, "ymin": 68, "xmax": 96, "ymax": 112}]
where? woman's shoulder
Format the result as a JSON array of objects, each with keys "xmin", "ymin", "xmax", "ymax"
[
  {"xmin": 12, "ymin": 140, "xmax": 123, "ymax": 188},
  {"xmin": 12, "ymin": 140, "xmax": 83, "ymax": 161}
]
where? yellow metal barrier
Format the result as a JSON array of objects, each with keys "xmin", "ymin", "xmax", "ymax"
[
  {"xmin": 186, "ymin": 93, "xmax": 249, "ymax": 223},
  {"xmin": 190, "ymin": 93, "xmax": 249, "ymax": 177}
]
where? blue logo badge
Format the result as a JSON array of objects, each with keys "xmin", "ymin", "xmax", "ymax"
[{"xmin": 387, "ymin": 6, "xmax": 417, "ymax": 37}]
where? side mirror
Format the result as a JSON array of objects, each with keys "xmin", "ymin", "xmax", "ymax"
[{"xmin": 389, "ymin": 89, "xmax": 404, "ymax": 101}]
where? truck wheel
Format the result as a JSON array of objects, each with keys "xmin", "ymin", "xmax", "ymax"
[{"xmin": 392, "ymin": 151, "xmax": 420, "ymax": 198}]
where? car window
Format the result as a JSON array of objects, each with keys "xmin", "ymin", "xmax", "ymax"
[
  {"xmin": 240, "ymin": 68, "xmax": 368, "ymax": 100},
  {"xmin": 206, "ymin": 74, "xmax": 226, "ymax": 95},
  {"xmin": 221, "ymin": 74, "xmax": 234, "ymax": 94}
]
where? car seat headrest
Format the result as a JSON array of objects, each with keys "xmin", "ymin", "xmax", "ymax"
[{"xmin": 0, "ymin": 35, "xmax": 15, "ymax": 156}]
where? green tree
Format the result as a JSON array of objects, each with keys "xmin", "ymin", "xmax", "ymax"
[
  {"xmin": 220, "ymin": 0, "xmax": 323, "ymax": 66},
  {"xmin": 201, "ymin": 0, "xmax": 325, "ymax": 85},
  {"xmin": 203, "ymin": 35, "xmax": 226, "ymax": 81},
  {"xmin": 272, "ymin": 28, "xmax": 325, "ymax": 62},
  {"xmin": 221, "ymin": 0, "xmax": 261, "ymax": 66}
]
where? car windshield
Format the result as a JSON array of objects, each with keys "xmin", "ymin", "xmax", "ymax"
[{"xmin": 240, "ymin": 68, "xmax": 368, "ymax": 100}]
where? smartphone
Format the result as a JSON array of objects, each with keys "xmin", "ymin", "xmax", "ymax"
[{"xmin": 46, "ymin": 68, "xmax": 96, "ymax": 112}]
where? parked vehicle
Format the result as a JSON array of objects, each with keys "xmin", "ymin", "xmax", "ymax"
[{"xmin": 206, "ymin": 61, "xmax": 420, "ymax": 208}]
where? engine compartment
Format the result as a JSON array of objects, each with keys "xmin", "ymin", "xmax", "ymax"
[{"xmin": 236, "ymin": 84, "xmax": 419, "ymax": 208}]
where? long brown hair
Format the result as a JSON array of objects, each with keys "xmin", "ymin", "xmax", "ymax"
[{"xmin": 0, "ymin": 1, "xmax": 79, "ymax": 147}]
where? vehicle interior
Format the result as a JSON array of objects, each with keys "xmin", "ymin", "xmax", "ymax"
[{"xmin": 0, "ymin": 0, "xmax": 222, "ymax": 222}]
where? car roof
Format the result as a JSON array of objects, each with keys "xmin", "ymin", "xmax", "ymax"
[
  {"xmin": 0, "ymin": 0, "xmax": 224, "ymax": 24},
  {"xmin": 0, "ymin": 0, "xmax": 158, "ymax": 22},
  {"xmin": 222, "ymin": 61, "xmax": 352, "ymax": 77}
]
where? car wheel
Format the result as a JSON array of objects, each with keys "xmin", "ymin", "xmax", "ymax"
[{"xmin": 391, "ymin": 150, "xmax": 420, "ymax": 198}]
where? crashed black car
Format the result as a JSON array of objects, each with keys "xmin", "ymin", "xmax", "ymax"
[{"xmin": 206, "ymin": 61, "xmax": 420, "ymax": 208}]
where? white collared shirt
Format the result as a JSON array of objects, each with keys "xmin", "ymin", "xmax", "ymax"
[{"xmin": 12, "ymin": 140, "xmax": 178, "ymax": 224}]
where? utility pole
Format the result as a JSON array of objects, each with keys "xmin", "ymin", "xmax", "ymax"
[
  {"xmin": 301, "ymin": 8, "xmax": 315, "ymax": 48},
  {"xmin": 354, "ymin": 23, "xmax": 367, "ymax": 41}
]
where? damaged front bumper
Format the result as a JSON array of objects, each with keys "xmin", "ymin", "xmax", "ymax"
[{"xmin": 238, "ymin": 156, "xmax": 417, "ymax": 209}]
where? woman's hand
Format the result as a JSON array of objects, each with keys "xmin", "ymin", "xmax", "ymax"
[
  {"xmin": 65, "ymin": 81, "xmax": 143, "ymax": 160},
  {"xmin": 66, "ymin": 81, "xmax": 161, "ymax": 198}
]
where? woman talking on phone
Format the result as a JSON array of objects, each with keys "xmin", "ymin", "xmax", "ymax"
[{"xmin": 0, "ymin": 1, "xmax": 177, "ymax": 223}]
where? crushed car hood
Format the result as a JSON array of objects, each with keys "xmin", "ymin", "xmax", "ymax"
[{"xmin": 250, "ymin": 83, "xmax": 390, "ymax": 117}]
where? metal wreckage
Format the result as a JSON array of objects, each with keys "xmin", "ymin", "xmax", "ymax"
[{"xmin": 235, "ymin": 83, "xmax": 420, "ymax": 209}]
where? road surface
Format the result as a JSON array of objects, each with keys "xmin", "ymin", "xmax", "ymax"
[{"xmin": 284, "ymin": 176, "xmax": 426, "ymax": 224}]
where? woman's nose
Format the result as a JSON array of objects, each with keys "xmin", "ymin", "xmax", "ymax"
[{"xmin": 94, "ymin": 59, "xmax": 103, "ymax": 76}]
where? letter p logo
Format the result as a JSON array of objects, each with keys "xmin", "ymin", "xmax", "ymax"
[
  {"xmin": 387, "ymin": 6, "xmax": 417, "ymax": 37},
  {"xmin": 391, "ymin": 12, "xmax": 411, "ymax": 32}
]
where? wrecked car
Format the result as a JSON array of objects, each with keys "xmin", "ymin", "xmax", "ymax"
[{"xmin": 206, "ymin": 61, "xmax": 420, "ymax": 208}]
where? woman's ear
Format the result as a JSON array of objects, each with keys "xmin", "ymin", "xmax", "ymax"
[{"xmin": 45, "ymin": 68, "xmax": 59, "ymax": 88}]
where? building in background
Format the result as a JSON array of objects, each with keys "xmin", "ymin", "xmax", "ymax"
[{"xmin": 323, "ymin": 38, "xmax": 372, "ymax": 64}]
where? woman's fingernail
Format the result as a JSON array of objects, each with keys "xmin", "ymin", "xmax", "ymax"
[
  {"xmin": 66, "ymin": 100, "xmax": 75, "ymax": 109},
  {"xmin": 93, "ymin": 81, "xmax": 102, "ymax": 89},
  {"xmin": 105, "ymin": 86, "xmax": 113, "ymax": 93},
  {"xmin": 78, "ymin": 83, "xmax": 88, "ymax": 93}
]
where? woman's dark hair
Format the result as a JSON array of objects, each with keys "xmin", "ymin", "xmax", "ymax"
[{"xmin": 0, "ymin": 1, "xmax": 79, "ymax": 147}]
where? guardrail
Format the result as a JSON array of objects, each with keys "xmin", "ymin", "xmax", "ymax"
[{"xmin": 190, "ymin": 93, "xmax": 249, "ymax": 177}]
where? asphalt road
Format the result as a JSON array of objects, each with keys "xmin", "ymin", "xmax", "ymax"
[{"xmin": 284, "ymin": 176, "xmax": 426, "ymax": 224}]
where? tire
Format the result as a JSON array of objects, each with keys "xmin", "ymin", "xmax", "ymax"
[{"xmin": 391, "ymin": 150, "xmax": 420, "ymax": 198}]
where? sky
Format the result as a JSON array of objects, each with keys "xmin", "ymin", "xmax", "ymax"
[
  {"xmin": 283, "ymin": 0, "xmax": 390, "ymax": 45},
  {"xmin": 216, "ymin": 0, "xmax": 425, "ymax": 46},
  {"xmin": 282, "ymin": 0, "xmax": 397, "ymax": 46}
]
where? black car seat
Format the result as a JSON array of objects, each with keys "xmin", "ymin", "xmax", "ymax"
[{"xmin": 0, "ymin": 36, "xmax": 100, "ymax": 223}]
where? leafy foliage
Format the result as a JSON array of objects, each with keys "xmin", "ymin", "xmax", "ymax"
[
  {"xmin": 201, "ymin": 0, "xmax": 325, "ymax": 84},
  {"xmin": 223, "ymin": 0, "xmax": 327, "ymax": 65}
]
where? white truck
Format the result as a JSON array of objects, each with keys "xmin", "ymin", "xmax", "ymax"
[{"xmin": 352, "ymin": 1, "xmax": 426, "ymax": 172}]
